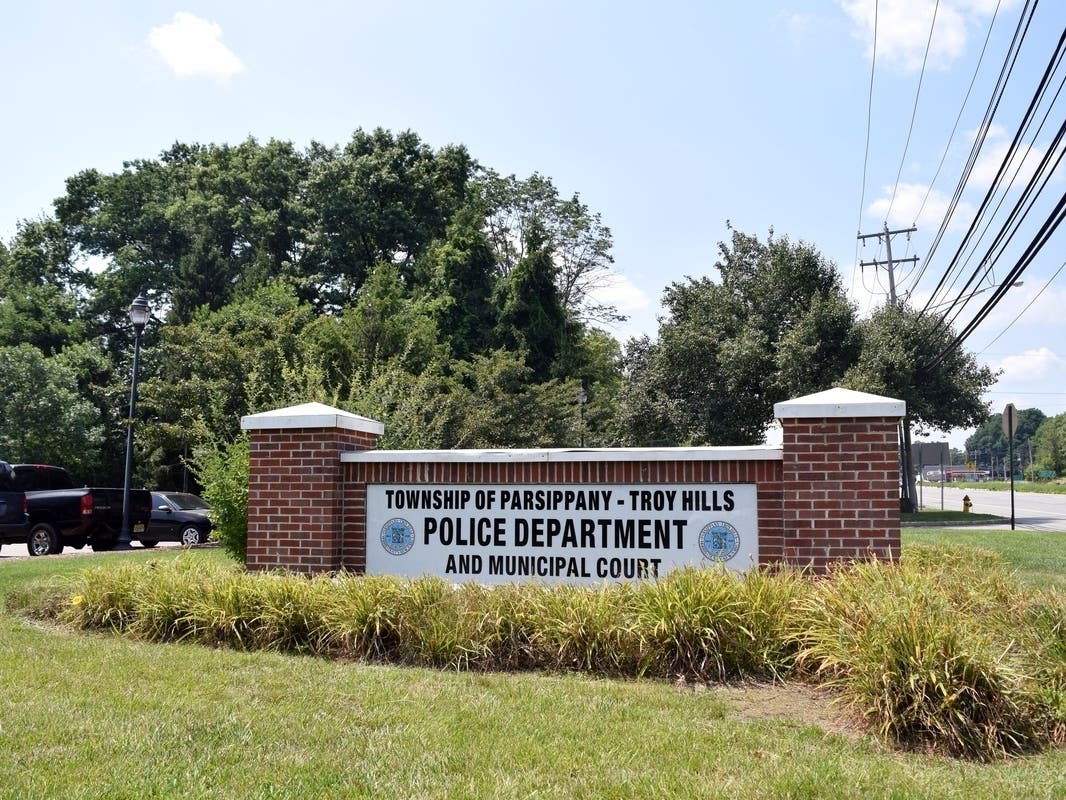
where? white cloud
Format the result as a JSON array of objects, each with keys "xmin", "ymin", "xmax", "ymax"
[
  {"xmin": 589, "ymin": 272, "xmax": 652, "ymax": 315},
  {"xmin": 148, "ymin": 12, "xmax": 245, "ymax": 81},
  {"xmin": 589, "ymin": 273, "xmax": 658, "ymax": 342},
  {"xmin": 1020, "ymin": 286, "xmax": 1066, "ymax": 327},
  {"xmin": 838, "ymin": 0, "xmax": 1018, "ymax": 72},
  {"xmin": 866, "ymin": 182, "xmax": 976, "ymax": 231},
  {"xmin": 994, "ymin": 347, "xmax": 1065, "ymax": 382},
  {"xmin": 968, "ymin": 130, "xmax": 1054, "ymax": 190}
]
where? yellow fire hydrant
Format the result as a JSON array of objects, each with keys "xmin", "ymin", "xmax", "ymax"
[{"xmin": 962, "ymin": 494, "xmax": 972, "ymax": 513}]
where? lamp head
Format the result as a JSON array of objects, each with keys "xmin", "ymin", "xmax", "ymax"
[{"xmin": 129, "ymin": 294, "xmax": 150, "ymax": 334}]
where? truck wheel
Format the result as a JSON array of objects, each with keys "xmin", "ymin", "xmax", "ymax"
[
  {"xmin": 28, "ymin": 523, "xmax": 60, "ymax": 557},
  {"xmin": 139, "ymin": 539, "xmax": 158, "ymax": 548},
  {"xmin": 91, "ymin": 537, "xmax": 115, "ymax": 552},
  {"xmin": 180, "ymin": 526, "xmax": 204, "ymax": 546}
]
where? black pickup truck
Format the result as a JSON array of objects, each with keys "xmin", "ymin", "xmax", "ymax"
[{"xmin": 0, "ymin": 462, "xmax": 152, "ymax": 556}]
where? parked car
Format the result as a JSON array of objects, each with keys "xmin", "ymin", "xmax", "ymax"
[
  {"xmin": 0, "ymin": 461, "xmax": 152, "ymax": 556},
  {"xmin": 0, "ymin": 461, "xmax": 29, "ymax": 546},
  {"xmin": 141, "ymin": 492, "xmax": 213, "ymax": 547}
]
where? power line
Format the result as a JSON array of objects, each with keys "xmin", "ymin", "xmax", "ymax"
[
  {"xmin": 977, "ymin": 257, "xmax": 1066, "ymax": 351},
  {"xmin": 912, "ymin": 0, "xmax": 1002, "ymax": 230},
  {"xmin": 925, "ymin": 188, "xmax": 1066, "ymax": 369},
  {"xmin": 916, "ymin": 0, "xmax": 1038, "ymax": 312},
  {"xmin": 938, "ymin": 78, "xmax": 1066, "ymax": 334},
  {"xmin": 853, "ymin": 0, "xmax": 880, "ymax": 298},
  {"xmin": 920, "ymin": 12, "xmax": 1061, "ymax": 330},
  {"xmin": 885, "ymin": 0, "xmax": 941, "ymax": 224}
]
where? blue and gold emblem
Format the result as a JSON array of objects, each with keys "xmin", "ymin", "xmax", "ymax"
[
  {"xmin": 698, "ymin": 521, "xmax": 740, "ymax": 562},
  {"xmin": 381, "ymin": 518, "xmax": 415, "ymax": 556}
]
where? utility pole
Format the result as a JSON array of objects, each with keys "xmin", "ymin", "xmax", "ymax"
[
  {"xmin": 857, "ymin": 223, "xmax": 920, "ymax": 305},
  {"xmin": 857, "ymin": 223, "xmax": 922, "ymax": 509}
]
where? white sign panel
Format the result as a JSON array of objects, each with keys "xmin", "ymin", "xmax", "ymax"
[{"xmin": 365, "ymin": 484, "xmax": 759, "ymax": 584}]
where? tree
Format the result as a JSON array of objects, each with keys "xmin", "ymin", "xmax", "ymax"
[
  {"xmin": 493, "ymin": 223, "xmax": 569, "ymax": 382},
  {"xmin": 618, "ymin": 228, "xmax": 859, "ymax": 445},
  {"xmin": 964, "ymin": 408, "xmax": 1046, "ymax": 475},
  {"xmin": 843, "ymin": 303, "xmax": 999, "ymax": 508},
  {"xmin": 1032, "ymin": 413, "xmax": 1066, "ymax": 476},
  {"xmin": 477, "ymin": 171, "xmax": 621, "ymax": 323},
  {"xmin": 4, "ymin": 128, "xmax": 627, "ymax": 480},
  {"xmin": 302, "ymin": 129, "xmax": 475, "ymax": 304},
  {"xmin": 301, "ymin": 262, "xmax": 444, "ymax": 395},
  {"xmin": 0, "ymin": 219, "xmax": 87, "ymax": 355},
  {"xmin": 0, "ymin": 344, "xmax": 104, "ymax": 479},
  {"xmin": 57, "ymin": 139, "xmax": 313, "ymax": 327},
  {"xmin": 137, "ymin": 280, "xmax": 320, "ymax": 488},
  {"xmin": 415, "ymin": 206, "xmax": 499, "ymax": 360}
]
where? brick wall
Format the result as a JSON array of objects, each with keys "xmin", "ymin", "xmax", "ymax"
[
  {"xmin": 242, "ymin": 403, "xmax": 383, "ymax": 573},
  {"xmin": 246, "ymin": 427, "xmax": 378, "ymax": 572},
  {"xmin": 779, "ymin": 416, "xmax": 901, "ymax": 569},
  {"xmin": 241, "ymin": 388, "xmax": 904, "ymax": 576}
]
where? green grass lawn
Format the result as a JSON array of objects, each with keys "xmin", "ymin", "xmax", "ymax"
[
  {"xmin": 946, "ymin": 480, "xmax": 1066, "ymax": 494},
  {"xmin": 903, "ymin": 527, "xmax": 1066, "ymax": 590},
  {"xmin": 2, "ymin": 544, "xmax": 1065, "ymax": 799},
  {"xmin": 902, "ymin": 509, "xmax": 1003, "ymax": 525}
]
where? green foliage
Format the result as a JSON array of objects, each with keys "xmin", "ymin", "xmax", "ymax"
[
  {"xmin": 843, "ymin": 304, "xmax": 998, "ymax": 432},
  {"xmin": 0, "ymin": 219, "xmax": 88, "ymax": 356},
  {"xmin": 20, "ymin": 544, "xmax": 1065, "ymax": 761},
  {"xmin": 1032, "ymin": 412, "xmax": 1066, "ymax": 476},
  {"xmin": 478, "ymin": 170, "xmax": 619, "ymax": 323},
  {"xmin": 415, "ymin": 206, "xmax": 499, "ymax": 359},
  {"xmin": 791, "ymin": 550, "xmax": 1064, "ymax": 759},
  {"xmin": 633, "ymin": 567, "xmax": 802, "ymax": 681},
  {"xmin": 188, "ymin": 429, "xmax": 249, "ymax": 560},
  {"xmin": 344, "ymin": 351, "xmax": 589, "ymax": 450},
  {"xmin": 620, "ymin": 228, "xmax": 858, "ymax": 445},
  {"xmin": 0, "ymin": 344, "xmax": 104, "ymax": 478},
  {"xmin": 493, "ymin": 226, "xmax": 569, "ymax": 382},
  {"xmin": 301, "ymin": 262, "xmax": 444, "ymax": 394},
  {"xmin": 302, "ymin": 129, "xmax": 474, "ymax": 302},
  {"xmin": 138, "ymin": 279, "xmax": 321, "ymax": 486},
  {"xmin": 965, "ymin": 408, "xmax": 1046, "ymax": 463}
]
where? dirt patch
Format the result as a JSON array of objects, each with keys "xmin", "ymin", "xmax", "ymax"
[{"xmin": 677, "ymin": 679, "xmax": 867, "ymax": 741}]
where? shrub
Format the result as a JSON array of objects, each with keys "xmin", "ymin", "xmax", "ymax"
[
  {"xmin": 790, "ymin": 555, "xmax": 1063, "ymax": 759},
  {"xmin": 189, "ymin": 430, "xmax": 249, "ymax": 561}
]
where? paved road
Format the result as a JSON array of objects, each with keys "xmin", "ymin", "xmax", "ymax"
[
  {"xmin": 0, "ymin": 541, "xmax": 181, "ymax": 560},
  {"xmin": 917, "ymin": 484, "xmax": 1066, "ymax": 531}
]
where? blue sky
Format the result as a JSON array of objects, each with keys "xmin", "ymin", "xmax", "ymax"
[{"xmin": 2, "ymin": 1, "xmax": 1063, "ymax": 450}]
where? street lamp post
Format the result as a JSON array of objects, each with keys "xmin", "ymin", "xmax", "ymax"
[
  {"xmin": 117, "ymin": 294, "xmax": 151, "ymax": 551},
  {"xmin": 577, "ymin": 386, "xmax": 588, "ymax": 447}
]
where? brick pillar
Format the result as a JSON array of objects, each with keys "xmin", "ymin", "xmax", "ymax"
[
  {"xmin": 774, "ymin": 388, "xmax": 905, "ymax": 572},
  {"xmin": 240, "ymin": 403, "xmax": 383, "ymax": 574}
]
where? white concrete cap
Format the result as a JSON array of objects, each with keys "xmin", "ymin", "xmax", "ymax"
[
  {"xmin": 342, "ymin": 446, "xmax": 781, "ymax": 464},
  {"xmin": 240, "ymin": 402, "xmax": 385, "ymax": 435},
  {"xmin": 773, "ymin": 387, "xmax": 905, "ymax": 420}
]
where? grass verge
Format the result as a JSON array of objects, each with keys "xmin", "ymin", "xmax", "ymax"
[
  {"xmin": 901, "ymin": 510, "xmax": 1003, "ymax": 525},
  {"xmin": 5, "ymin": 607, "xmax": 1064, "ymax": 800},
  {"xmin": 946, "ymin": 480, "xmax": 1066, "ymax": 494}
]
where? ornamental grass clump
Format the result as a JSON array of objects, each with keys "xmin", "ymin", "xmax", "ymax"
[
  {"xmin": 526, "ymin": 581, "xmax": 643, "ymax": 675},
  {"xmin": 61, "ymin": 561, "xmax": 164, "ymax": 632},
  {"xmin": 631, "ymin": 566, "xmax": 801, "ymax": 681},
  {"xmin": 790, "ymin": 552, "xmax": 1065, "ymax": 759},
  {"xmin": 318, "ymin": 574, "xmax": 405, "ymax": 661},
  {"xmin": 389, "ymin": 577, "xmax": 488, "ymax": 670},
  {"xmin": 12, "ymin": 545, "xmax": 1065, "ymax": 761}
]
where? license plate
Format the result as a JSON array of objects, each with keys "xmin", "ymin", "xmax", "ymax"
[{"xmin": 134, "ymin": 523, "xmax": 146, "ymax": 533}]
